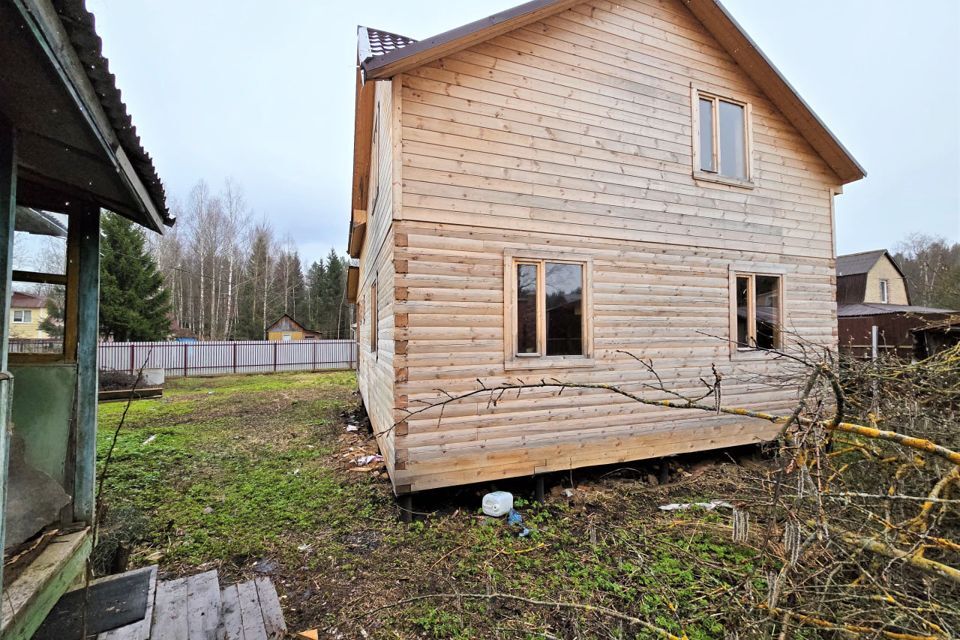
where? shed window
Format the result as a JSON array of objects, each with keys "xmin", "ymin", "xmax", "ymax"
[
  {"xmin": 879, "ymin": 279, "xmax": 889, "ymax": 304},
  {"xmin": 697, "ymin": 92, "xmax": 749, "ymax": 181},
  {"xmin": 13, "ymin": 310, "xmax": 30, "ymax": 323},
  {"xmin": 514, "ymin": 260, "xmax": 584, "ymax": 358},
  {"xmin": 734, "ymin": 273, "xmax": 781, "ymax": 350}
]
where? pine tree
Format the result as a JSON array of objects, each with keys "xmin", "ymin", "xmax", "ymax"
[
  {"xmin": 100, "ymin": 213, "xmax": 171, "ymax": 341},
  {"xmin": 305, "ymin": 260, "xmax": 326, "ymax": 331}
]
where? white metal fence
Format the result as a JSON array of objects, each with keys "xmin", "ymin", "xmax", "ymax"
[{"xmin": 99, "ymin": 340, "xmax": 357, "ymax": 377}]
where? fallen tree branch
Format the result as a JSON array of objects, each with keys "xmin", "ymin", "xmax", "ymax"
[
  {"xmin": 361, "ymin": 591, "xmax": 688, "ymax": 640},
  {"xmin": 761, "ymin": 605, "xmax": 947, "ymax": 640}
]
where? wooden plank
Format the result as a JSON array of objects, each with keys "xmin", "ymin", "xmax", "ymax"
[
  {"xmin": 0, "ymin": 117, "xmax": 16, "ymax": 599},
  {"xmin": 0, "ymin": 529, "xmax": 91, "ymax": 640},
  {"xmin": 185, "ymin": 570, "xmax": 221, "ymax": 640},
  {"xmin": 73, "ymin": 203, "xmax": 100, "ymax": 524},
  {"xmin": 253, "ymin": 578, "xmax": 286, "ymax": 640},
  {"xmin": 150, "ymin": 577, "xmax": 189, "ymax": 640},
  {"xmin": 215, "ymin": 584, "xmax": 243, "ymax": 640},
  {"xmin": 235, "ymin": 581, "xmax": 267, "ymax": 640}
]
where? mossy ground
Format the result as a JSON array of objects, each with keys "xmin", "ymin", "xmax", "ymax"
[{"xmin": 97, "ymin": 371, "xmax": 776, "ymax": 638}]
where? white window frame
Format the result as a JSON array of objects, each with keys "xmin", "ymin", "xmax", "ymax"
[
  {"xmin": 728, "ymin": 266, "xmax": 785, "ymax": 359},
  {"xmin": 691, "ymin": 84, "xmax": 754, "ymax": 189},
  {"xmin": 503, "ymin": 250, "xmax": 594, "ymax": 370},
  {"xmin": 879, "ymin": 279, "xmax": 889, "ymax": 304},
  {"xmin": 12, "ymin": 309, "xmax": 30, "ymax": 323}
]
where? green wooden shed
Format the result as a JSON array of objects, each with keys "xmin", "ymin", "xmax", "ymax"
[{"xmin": 0, "ymin": 1, "xmax": 173, "ymax": 637}]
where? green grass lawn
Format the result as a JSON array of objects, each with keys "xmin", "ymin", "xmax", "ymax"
[{"xmin": 96, "ymin": 371, "xmax": 777, "ymax": 639}]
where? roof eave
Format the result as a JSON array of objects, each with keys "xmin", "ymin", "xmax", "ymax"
[{"xmin": 22, "ymin": 0, "xmax": 171, "ymax": 230}]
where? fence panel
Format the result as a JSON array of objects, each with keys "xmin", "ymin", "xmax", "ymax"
[{"xmin": 98, "ymin": 340, "xmax": 357, "ymax": 377}]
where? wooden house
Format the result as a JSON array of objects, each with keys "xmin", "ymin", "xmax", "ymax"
[
  {"xmin": 266, "ymin": 314, "xmax": 321, "ymax": 341},
  {"xmin": 346, "ymin": 0, "xmax": 866, "ymax": 495},
  {"xmin": 9, "ymin": 291, "xmax": 49, "ymax": 340},
  {"xmin": 836, "ymin": 250, "xmax": 956, "ymax": 358},
  {"xmin": 0, "ymin": 1, "xmax": 174, "ymax": 637}
]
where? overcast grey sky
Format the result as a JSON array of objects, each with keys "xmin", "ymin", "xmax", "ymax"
[{"xmin": 87, "ymin": 0, "xmax": 959, "ymax": 265}]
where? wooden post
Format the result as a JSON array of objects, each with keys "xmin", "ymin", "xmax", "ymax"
[
  {"xmin": 73, "ymin": 203, "xmax": 100, "ymax": 524},
  {"xmin": 0, "ymin": 120, "xmax": 16, "ymax": 595},
  {"xmin": 535, "ymin": 475, "xmax": 545, "ymax": 503},
  {"xmin": 183, "ymin": 342, "xmax": 188, "ymax": 377}
]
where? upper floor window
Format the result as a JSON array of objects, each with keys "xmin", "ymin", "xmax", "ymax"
[
  {"xmin": 13, "ymin": 310, "xmax": 31, "ymax": 323},
  {"xmin": 694, "ymin": 89, "xmax": 752, "ymax": 186},
  {"xmin": 879, "ymin": 279, "xmax": 889, "ymax": 304}
]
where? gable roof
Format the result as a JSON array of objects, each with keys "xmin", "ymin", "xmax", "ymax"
[
  {"xmin": 266, "ymin": 314, "xmax": 312, "ymax": 333},
  {"xmin": 12, "ymin": 291, "xmax": 46, "ymax": 309},
  {"xmin": 836, "ymin": 250, "xmax": 905, "ymax": 279},
  {"xmin": 356, "ymin": 0, "xmax": 865, "ymax": 185}
]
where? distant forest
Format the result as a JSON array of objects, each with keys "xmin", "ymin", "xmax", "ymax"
[{"xmin": 150, "ymin": 179, "xmax": 352, "ymax": 341}]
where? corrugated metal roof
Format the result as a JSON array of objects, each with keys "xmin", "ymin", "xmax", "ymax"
[
  {"xmin": 53, "ymin": 0, "xmax": 172, "ymax": 225},
  {"xmin": 837, "ymin": 303, "xmax": 955, "ymax": 318},
  {"xmin": 836, "ymin": 250, "xmax": 887, "ymax": 277}
]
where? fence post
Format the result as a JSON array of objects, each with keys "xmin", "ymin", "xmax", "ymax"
[
  {"xmin": 273, "ymin": 341, "xmax": 278, "ymax": 372},
  {"xmin": 183, "ymin": 342, "xmax": 188, "ymax": 377},
  {"xmin": 233, "ymin": 342, "xmax": 238, "ymax": 374},
  {"xmin": 312, "ymin": 341, "xmax": 317, "ymax": 371},
  {"xmin": 129, "ymin": 343, "xmax": 135, "ymax": 374}
]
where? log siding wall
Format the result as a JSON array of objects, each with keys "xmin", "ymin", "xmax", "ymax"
[
  {"xmin": 358, "ymin": 80, "xmax": 399, "ymax": 482},
  {"xmin": 364, "ymin": 0, "xmax": 843, "ymax": 493}
]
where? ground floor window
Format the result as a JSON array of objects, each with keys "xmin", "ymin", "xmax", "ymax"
[
  {"xmin": 734, "ymin": 273, "xmax": 782, "ymax": 350},
  {"xmin": 505, "ymin": 253, "xmax": 593, "ymax": 368}
]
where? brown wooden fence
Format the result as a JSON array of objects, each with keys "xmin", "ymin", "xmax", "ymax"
[{"xmin": 98, "ymin": 340, "xmax": 357, "ymax": 377}]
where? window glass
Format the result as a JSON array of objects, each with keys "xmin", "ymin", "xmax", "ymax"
[
  {"xmin": 736, "ymin": 276, "xmax": 750, "ymax": 347},
  {"xmin": 10, "ymin": 283, "xmax": 65, "ymax": 354},
  {"xmin": 719, "ymin": 101, "xmax": 746, "ymax": 179},
  {"xmin": 545, "ymin": 263, "xmax": 583, "ymax": 356},
  {"xmin": 13, "ymin": 208, "xmax": 68, "ymax": 275},
  {"xmin": 698, "ymin": 98, "xmax": 715, "ymax": 172},
  {"xmin": 879, "ymin": 279, "xmax": 889, "ymax": 303},
  {"xmin": 369, "ymin": 282, "xmax": 378, "ymax": 352},
  {"xmin": 755, "ymin": 275, "xmax": 780, "ymax": 349},
  {"xmin": 516, "ymin": 263, "xmax": 538, "ymax": 354}
]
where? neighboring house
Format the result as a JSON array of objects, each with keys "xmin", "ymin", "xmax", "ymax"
[
  {"xmin": 347, "ymin": 0, "xmax": 866, "ymax": 496},
  {"xmin": 9, "ymin": 291, "xmax": 49, "ymax": 340},
  {"xmin": 837, "ymin": 250, "xmax": 910, "ymax": 306},
  {"xmin": 266, "ymin": 314, "xmax": 320, "ymax": 341},
  {"xmin": 836, "ymin": 250, "xmax": 955, "ymax": 358},
  {"xmin": 0, "ymin": 1, "xmax": 174, "ymax": 637}
]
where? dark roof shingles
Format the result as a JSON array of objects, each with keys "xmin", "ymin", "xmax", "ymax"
[
  {"xmin": 836, "ymin": 250, "xmax": 887, "ymax": 277},
  {"xmin": 364, "ymin": 28, "xmax": 417, "ymax": 59}
]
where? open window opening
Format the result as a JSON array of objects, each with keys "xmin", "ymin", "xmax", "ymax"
[{"xmin": 734, "ymin": 273, "xmax": 782, "ymax": 351}]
